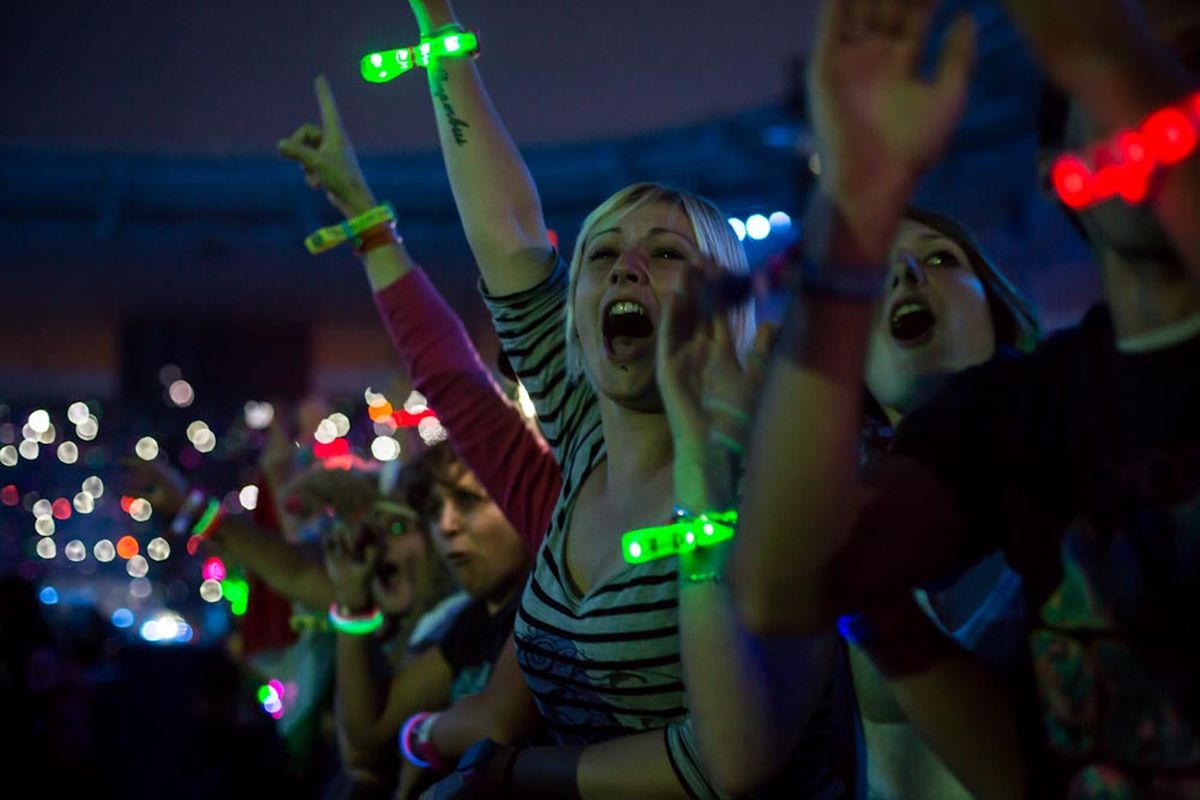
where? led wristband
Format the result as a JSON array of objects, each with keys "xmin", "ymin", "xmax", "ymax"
[
  {"xmin": 305, "ymin": 203, "xmax": 397, "ymax": 255},
  {"xmin": 327, "ymin": 603, "xmax": 385, "ymax": 636},
  {"xmin": 400, "ymin": 711, "xmax": 445, "ymax": 770},
  {"xmin": 621, "ymin": 508, "xmax": 737, "ymax": 564},
  {"xmin": 361, "ymin": 27, "xmax": 480, "ymax": 83}
]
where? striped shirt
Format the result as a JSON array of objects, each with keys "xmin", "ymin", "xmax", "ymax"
[{"xmin": 483, "ymin": 258, "xmax": 724, "ymax": 798}]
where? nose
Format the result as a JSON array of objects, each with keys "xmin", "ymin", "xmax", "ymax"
[
  {"xmin": 436, "ymin": 499, "xmax": 462, "ymax": 539},
  {"xmin": 890, "ymin": 251, "xmax": 926, "ymax": 291},
  {"xmin": 608, "ymin": 250, "xmax": 649, "ymax": 286}
]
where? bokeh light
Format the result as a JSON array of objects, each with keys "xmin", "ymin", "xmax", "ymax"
[
  {"xmin": 52, "ymin": 498, "xmax": 71, "ymax": 520},
  {"xmin": 129, "ymin": 577, "xmax": 152, "ymax": 598},
  {"xmin": 329, "ymin": 412, "xmax": 351, "ymax": 438},
  {"xmin": 417, "ymin": 417, "xmax": 447, "ymax": 445},
  {"xmin": 82, "ymin": 475, "xmax": 105, "ymax": 498},
  {"xmin": 35, "ymin": 515, "xmax": 55, "ymax": 536},
  {"xmin": 111, "ymin": 608, "xmax": 134, "ymax": 628},
  {"xmin": 37, "ymin": 424, "xmax": 56, "ymax": 445},
  {"xmin": 0, "ymin": 446, "xmax": 16, "ymax": 467},
  {"xmin": 76, "ymin": 415, "xmax": 99, "ymax": 441},
  {"xmin": 73, "ymin": 492, "xmax": 95, "ymax": 514},
  {"xmin": 64, "ymin": 540, "xmax": 86, "ymax": 562},
  {"xmin": 135, "ymin": 436, "xmax": 159, "ymax": 460},
  {"xmin": 39, "ymin": 586, "xmax": 59, "ymax": 604},
  {"xmin": 67, "ymin": 401, "xmax": 90, "ymax": 425},
  {"xmin": 314, "ymin": 419, "xmax": 337, "ymax": 445},
  {"xmin": 126, "ymin": 555, "xmax": 149, "ymax": 578},
  {"xmin": 202, "ymin": 557, "xmax": 226, "ymax": 582},
  {"xmin": 403, "ymin": 391, "xmax": 428, "ymax": 413},
  {"xmin": 517, "ymin": 383, "xmax": 537, "ymax": 420},
  {"xmin": 116, "ymin": 535, "xmax": 139, "ymax": 560},
  {"xmin": 18, "ymin": 440, "xmax": 38, "ymax": 460},
  {"xmin": 129, "ymin": 498, "xmax": 153, "ymax": 522},
  {"xmin": 168, "ymin": 379, "xmax": 195, "ymax": 407},
  {"xmin": 36, "ymin": 538, "xmax": 56, "ymax": 559},
  {"xmin": 33, "ymin": 498, "xmax": 52, "ymax": 516},
  {"xmin": 147, "ymin": 537, "xmax": 171, "ymax": 561},
  {"xmin": 57, "ymin": 441, "xmax": 79, "ymax": 464},
  {"xmin": 1, "ymin": 485, "xmax": 18, "ymax": 505},
  {"xmin": 200, "ymin": 579, "xmax": 224, "ymax": 602},
  {"xmin": 244, "ymin": 401, "xmax": 274, "ymax": 429},
  {"xmin": 371, "ymin": 436, "xmax": 400, "ymax": 461},
  {"xmin": 238, "ymin": 484, "xmax": 259, "ymax": 511},
  {"xmin": 28, "ymin": 409, "xmax": 50, "ymax": 434},
  {"xmin": 94, "ymin": 539, "xmax": 116, "ymax": 562}
]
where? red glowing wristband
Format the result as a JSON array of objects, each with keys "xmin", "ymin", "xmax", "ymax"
[{"xmin": 1050, "ymin": 90, "xmax": 1200, "ymax": 210}]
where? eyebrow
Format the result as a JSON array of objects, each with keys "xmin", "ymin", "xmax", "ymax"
[{"xmin": 587, "ymin": 226, "xmax": 695, "ymax": 246}]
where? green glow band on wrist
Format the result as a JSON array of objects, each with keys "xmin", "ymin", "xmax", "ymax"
[
  {"xmin": 414, "ymin": 30, "xmax": 480, "ymax": 67},
  {"xmin": 621, "ymin": 510, "xmax": 738, "ymax": 564},
  {"xmin": 305, "ymin": 203, "xmax": 397, "ymax": 255},
  {"xmin": 190, "ymin": 498, "xmax": 222, "ymax": 537},
  {"xmin": 328, "ymin": 603, "xmax": 385, "ymax": 635},
  {"xmin": 361, "ymin": 48, "xmax": 416, "ymax": 83}
]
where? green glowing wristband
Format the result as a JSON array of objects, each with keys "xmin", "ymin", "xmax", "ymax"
[
  {"xmin": 305, "ymin": 203, "xmax": 397, "ymax": 255},
  {"xmin": 361, "ymin": 48, "xmax": 416, "ymax": 83},
  {"xmin": 621, "ymin": 510, "xmax": 737, "ymax": 564},
  {"xmin": 414, "ymin": 30, "xmax": 480, "ymax": 67},
  {"xmin": 328, "ymin": 603, "xmax": 385, "ymax": 635}
]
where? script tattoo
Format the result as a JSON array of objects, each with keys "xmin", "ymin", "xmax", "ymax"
[{"xmin": 432, "ymin": 66, "xmax": 470, "ymax": 146}]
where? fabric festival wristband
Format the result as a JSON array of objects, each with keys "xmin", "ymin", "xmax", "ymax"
[
  {"xmin": 400, "ymin": 711, "xmax": 445, "ymax": 770},
  {"xmin": 1051, "ymin": 89, "xmax": 1200, "ymax": 209},
  {"xmin": 621, "ymin": 509, "xmax": 737, "ymax": 564},
  {"xmin": 305, "ymin": 203, "xmax": 397, "ymax": 254},
  {"xmin": 185, "ymin": 497, "xmax": 225, "ymax": 556},
  {"xmin": 328, "ymin": 603, "xmax": 385, "ymax": 636}
]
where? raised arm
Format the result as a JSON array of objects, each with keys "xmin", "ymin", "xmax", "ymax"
[
  {"xmin": 1000, "ymin": 0, "xmax": 1200, "ymax": 279},
  {"xmin": 731, "ymin": 0, "xmax": 977, "ymax": 634},
  {"xmin": 407, "ymin": 0, "xmax": 553, "ymax": 295},
  {"xmin": 280, "ymin": 75, "xmax": 561, "ymax": 548}
]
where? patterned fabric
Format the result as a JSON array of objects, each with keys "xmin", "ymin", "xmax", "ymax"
[
  {"xmin": 895, "ymin": 306, "xmax": 1200, "ymax": 798},
  {"xmin": 483, "ymin": 259, "xmax": 722, "ymax": 798}
]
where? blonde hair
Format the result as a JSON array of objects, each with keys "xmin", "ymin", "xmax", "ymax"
[{"xmin": 564, "ymin": 183, "xmax": 755, "ymax": 377}]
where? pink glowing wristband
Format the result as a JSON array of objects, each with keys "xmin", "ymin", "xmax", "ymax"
[{"xmin": 400, "ymin": 711, "xmax": 445, "ymax": 770}]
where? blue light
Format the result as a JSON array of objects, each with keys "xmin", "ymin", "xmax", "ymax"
[
  {"xmin": 768, "ymin": 211, "xmax": 792, "ymax": 233},
  {"xmin": 111, "ymin": 607, "xmax": 134, "ymax": 628},
  {"xmin": 39, "ymin": 586, "xmax": 59, "ymax": 605},
  {"xmin": 746, "ymin": 214, "xmax": 771, "ymax": 241}
]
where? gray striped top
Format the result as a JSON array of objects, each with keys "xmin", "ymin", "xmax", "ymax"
[{"xmin": 483, "ymin": 258, "xmax": 723, "ymax": 798}]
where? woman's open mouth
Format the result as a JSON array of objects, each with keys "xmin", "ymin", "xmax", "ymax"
[
  {"xmin": 889, "ymin": 297, "xmax": 937, "ymax": 347},
  {"xmin": 602, "ymin": 299, "xmax": 655, "ymax": 362}
]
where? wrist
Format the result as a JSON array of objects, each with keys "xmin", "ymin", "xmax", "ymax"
[{"xmin": 410, "ymin": 0, "xmax": 457, "ymax": 36}]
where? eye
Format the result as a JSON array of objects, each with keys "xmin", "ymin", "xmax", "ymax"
[
  {"xmin": 653, "ymin": 248, "xmax": 685, "ymax": 260},
  {"xmin": 923, "ymin": 249, "xmax": 961, "ymax": 268},
  {"xmin": 587, "ymin": 247, "xmax": 618, "ymax": 264}
]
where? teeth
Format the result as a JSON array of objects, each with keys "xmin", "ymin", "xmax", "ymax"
[
  {"xmin": 892, "ymin": 302, "xmax": 925, "ymax": 323},
  {"xmin": 609, "ymin": 301, "xmax": 646, "ymax": 317}
]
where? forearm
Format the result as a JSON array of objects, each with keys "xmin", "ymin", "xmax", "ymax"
[
  {"xmin": 494, "ymin": 732, "xmax": 686, "ymax": 800},
  {"xmin": 680, "ymin": 548, "xmax": 835, "ymax": 795},
  {"xmin": 732, "ymin": 198, "xmax": 893, "ymax": 634},
  {"xmin": 335, "ymin": 633, "xmax": 391, "ymax": 751},
  {"xmin": 431, "ymin": 635, "xmax": 541, "ymax": 760},
  {"xmin": 887, "ymin": 648, "xmax": 1027, "ymax": 799},
  {"xmin": 207, "ymin": 517, "xmax": 333, "ymax": 610},
  {"xmin": 411, "ymin": 0, "xmax": 552, "ymax": 294}
]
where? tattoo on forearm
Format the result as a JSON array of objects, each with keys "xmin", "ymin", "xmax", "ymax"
[{"xmin": 432, "ymin": 67, "xmax": 471, "ymax": 146}]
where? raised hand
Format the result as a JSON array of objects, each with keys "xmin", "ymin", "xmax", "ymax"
[
  {"xmin": 322, "ymin": 512, "xmax": 380, "ymax": 613},
  {"xmin": 277, "ymin": 75, "xmax": 378, "ymax": 218},
  {"xmin": 809, "ymin": 0, "xmax": 975, "ymax": 206}
]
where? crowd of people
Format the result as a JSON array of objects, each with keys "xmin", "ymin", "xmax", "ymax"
[{"xmin": 7, "ymin": 0, "xmax": 1199, "ymax": 796}]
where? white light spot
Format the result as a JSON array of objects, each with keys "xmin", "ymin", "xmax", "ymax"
[
  {"xmin": 168, "ymin": 379, "xmax": 195, "ymax": 407},
  {"xmin": 728, "ymin": 217, "xmax": 747, "ymax": 241},
  {"xmin": 746, "ymin": 214, "xmax": 771, "ymax": 241},
  {"xmin": 373, "ymin": 417, "xmax": 398, "ymax": 436},
  {"xmin": 371, "ymin": 436, "xmax": 400, "ymax": 461},
  {"xmin": 73, "ymin": 492, "xmax": 95, "ymax": 514},
  {"xmin": 200, "ymin": 579, "xmax": 224, "ymax": 602},
  {"xmin": 403, "ymin": 391, "xmax": 428, "ymax": 413},
  {"xmin": 417, "ymin": 416, "xmax": 447, "ymax": 445},
  {"xmin": 147, "ymin": 537, "xmax": 171, "ymax": 561},
  {"xmin": 314, "ymin": 419, "xmax": 338, "ymax": 445},
  {"xmin": 35, "ymin": 515, "xmax": 55, "ymax": 536},
  {"xmin": 36, "ymin": 538, "xmax": 56, "ymax": 559},
  {"xmin": 57, "ymin": 441, "xmax": 79, "ymax": 464},
  {"xmin": 129, "ymin": 498, "xmax": 153, "ymax": 522},
  {"xmin": 64, "ymin": 540, "xmax": 86, "ymax": 562},
  {"xmin": 0, "ymin": 446, "xmax": 16, "ymax": 467},
  {"xmin": 18, "ymin": 440, "xmax": 38, "ymax": 460},
  {"xmin": 67, "ymin": 402, "xmax": 90, "ymax": 425},
  {"xmin": 28, "ymin": 409, "xmax": 50, "ymax": 434},
  {"xmin": 364, "ymin": 387, "xmax": 388, "ymax": 408},
  {"xmin": 33, "ymin": 498, "xmax": 52, "ymax": 517},
  {"xmin": 193, "ymin": 429, "xmax": 216, "ymax": 453},
  {"xmin": 126, "ymin": 555, "xmax": 149, "ymax": 578},
  {"xmin": 244, "ymin": 401, "xmax": 274, "ymax": 430},
  {"xmin": 135, "ymin": 436, "xmax": 159, "ymax": 460},
  {"xmin": 76, "ymin": 415, "xmax": 99, "ymax": 441},
  {"xmin": 768, "ymin": 211, "xmax": 792, "ymax": 233},
  {"xmin": 370, "ymin": 52, "xmax": 383, "ymax": 67},
  {"xmin": 82, "ymin": 475, "xmax": 104, "ymax": 499},
  {"xmin": 238, "ymin": 484, "xmax": 259, "ymax": 511},
  {"xmin": 329, "ymin": 412, "xmax": 351, "ymax": 438},
  {"xmin": 808, "ymin": 152, "xmax": 822, "ymax": 176},
  {"xmin": 37, "ymin": 424, "xmax": 56, "ymax": 445},
  {"xmin": 94, "ymin": 539, "xmax": 116, "ymax": 562},
  {"xmin": 186, "ymin": 420, "xmax": 210, "ymax": 443}
]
